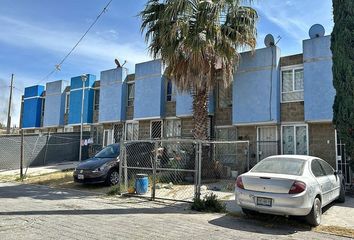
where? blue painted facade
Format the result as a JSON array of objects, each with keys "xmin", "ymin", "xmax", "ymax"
[
  {"xmin": 303, "ymin": 35, "xmax": 334, "ymax": 122},
  {"xmin": 23, "ymin": 85, "xmax": 45, "ymax": 128},
  {"xmin": 99, "ymin": 68, "xmax": 127, "ymax": 123},
  {"xmin": 176, "ymin": 91, "xmax": 215, "ymax": 117},
  {"xmin": 233, "ymin": 46, "xmax": 281, "ymax": 125},
  {"xmin": 43, "ymin": 80, "xmax": 67, "ymax": 127},
  {"xmin": 134, "ymin": 60, "xmax": 165, "ymax": 120},
  {"xmin": 68, "ymin": 74, "xmax": 96, "ymax": 125}
]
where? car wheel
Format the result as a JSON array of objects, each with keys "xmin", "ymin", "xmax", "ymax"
[
  {"xmin": 105, "ymin": 169, "xmax": 119, "ymax": 186},
  {"xmin": 242, "ymin": 208, "xmax": 257, "ymax": 216},
  {"xmin": 306, "ymin": 197, "xmax": 322, "ymax": 226},
  {"xmin": 337, "ymin": 181, "xmax": 346, "ymax": 203}
]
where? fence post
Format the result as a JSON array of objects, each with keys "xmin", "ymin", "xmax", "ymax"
[
  {"xmin": 20, "ymin": 129, "xmax": 24, "ymax": 180},
  {"xmin": 197, "ymin": 142, "xmax": 202, "ymax": 200},
  {"xmin": 194, "ymin": 142, "xmax": 199, "ymax": 200},
  {"xmin": 152, "ymin": 141, "xmax": 158, "ymax": 201},
  {"xmin": 123, "ymin": 143, "xmax": 128, "ymax": 192},
  {"xmin": 247, "ymin": 141, "xmax": 250, "ymax": 171},
  {"xmin": 119, "ymin": 142, "xmax": 123, "ymax": 194}
]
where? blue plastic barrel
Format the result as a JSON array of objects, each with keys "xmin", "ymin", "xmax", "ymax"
[{"xmin": 135, "ymin": 174, "xmax": 149, "ymax": 195}]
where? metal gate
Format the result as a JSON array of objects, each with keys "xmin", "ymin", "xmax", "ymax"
[{"xmin": 119, "ymin": 139, "xmax": 250, "ymax": 202}]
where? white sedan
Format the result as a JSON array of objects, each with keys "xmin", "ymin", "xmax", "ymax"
[{"xmin": 235, "ymin": 155, "xmax": 346, "ymax": 226}]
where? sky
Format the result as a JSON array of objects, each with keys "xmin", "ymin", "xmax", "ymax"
[{"xmin": 0, "ymin": 0, "xmax": 334, "ymax": 127}]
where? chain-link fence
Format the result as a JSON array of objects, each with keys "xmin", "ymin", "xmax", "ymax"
[
  {"xmin": 0, "ymin": 132, "xmax": 90, "ymax": 176},
  {"xmin": 119, "ymin": 139, "xmax": 250, "ymax": 202}
]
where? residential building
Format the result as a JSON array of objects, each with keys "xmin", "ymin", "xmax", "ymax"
[{"xmin": 19, "ymin": 26, "xmax": 342, "ymax": 171}]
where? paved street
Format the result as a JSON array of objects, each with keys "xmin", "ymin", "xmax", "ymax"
[{"xmin": 0, "ymin": 182, "xmax": 350, "ymax": 240}]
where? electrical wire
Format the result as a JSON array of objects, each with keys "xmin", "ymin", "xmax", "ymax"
[{"xmin": 39, "ymin": 0, "xmax": 114, "ymax": 83}]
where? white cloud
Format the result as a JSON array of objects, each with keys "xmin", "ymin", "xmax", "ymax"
[
  {"xmin": 0, "ymin": 16, "xmax": 151, "ymax": 73},
  {"xmin": 254, "ymin": 0, "xmax": 333, "ymax": 44}
]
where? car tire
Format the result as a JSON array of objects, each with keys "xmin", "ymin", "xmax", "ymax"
[
  {"xmin": 337, "ymin": 181, "xmax": 346, "ymax": 203},
  {"xmin": 306, "ymin": 197, "xmax": 322, "ymax": 226},
  {"xmin": 242, "ymin": 208, "xmax": 257, "ymax": 216},
  {"xmin": 105, "ymin": 169, "xmax": 119, "ymax": 186}
]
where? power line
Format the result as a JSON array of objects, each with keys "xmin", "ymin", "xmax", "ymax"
[{"xmin": 39, "ymin": 0, "xmax": 114, "ymax": 84}]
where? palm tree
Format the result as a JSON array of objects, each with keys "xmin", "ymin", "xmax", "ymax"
[{"xmin": 140, "ymin": 0, "xmax": 258, "ymax": 140}]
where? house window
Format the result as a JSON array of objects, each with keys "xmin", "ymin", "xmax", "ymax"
[
  {"xmin": 127, "ymin": 83, "xmax": 135, "ymax": 107},
  {"xmin": 65, "ymin": 93, "xmax": 70, "ymax": 114},
  {"xmin": 165, "ymin": 119, "xmax": 181, "ymax": 138},
  {"xmin": 217, "ymin": 81, "xmax": 232, "ymax": 108},
  {"xmin": 166, "ymin": 80, "xmax": 176, "ymax": 102},
  {"xmin": 94, "ymin": 89, "xmax": 100, "ymax": 111},
  {"xmin": 126, "ymin": 122, "xmax": 138, "ymax": 140},
  {"xmin": 281, "ymin": 68, "xmax": 304, "ymax": 102},
  {"xmin": 151, "ymin": 120, "xmax": 162, "ymax": 139},
  {"xmin": 282, "ymin": 124, "xmax": 308, "ymax": 155}
]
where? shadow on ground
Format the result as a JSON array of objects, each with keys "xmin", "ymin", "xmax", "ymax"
[{"xmin": 0, "ymin": 183, "xmax": 101, "ymax": 201}]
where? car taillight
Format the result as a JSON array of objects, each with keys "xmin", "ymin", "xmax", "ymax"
[
  {"xmin": 236, "ymin": 176, "xmax": 244, "ymax": 189},
  {"xmin": 289, "ymin": 181, "xmax": 306, "ymax": 194}
]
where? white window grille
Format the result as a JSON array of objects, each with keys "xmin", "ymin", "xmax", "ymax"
[
  {"xmin": 126, "ymin": 122, "xmax": 138, "ymax": 140},
  {"xmin": 282, "ymin": 124, "xmax": 308, "ymax": 155},
  {"xmin": 281, "ymin": 68, "xmax": 304, "ymax": 102},
  {"xmin": 164, "ymin": 119, "xmax": 181, "ymax": 138}
]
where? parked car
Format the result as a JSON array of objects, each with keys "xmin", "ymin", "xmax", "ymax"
[
  {"xmin": 235, "ymin": 155, "xmax": 346, "ymax": 226},
  {"xmin": 73, "ymin": 144, "xmax": 120, "ymax": 185}
]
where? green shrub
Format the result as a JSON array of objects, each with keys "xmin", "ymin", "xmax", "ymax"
[
  {"xmin": 191, "ymin": 193, "xmax": 226, "ymax": 213},
  {"xmin": 107, "ymin": 185, "xmax": 120, "ymax": 196}
]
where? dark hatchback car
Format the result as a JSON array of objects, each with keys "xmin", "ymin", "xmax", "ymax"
[{"xmin": 73, "ymin": 144, "xmax": 120, "ymax": 185}]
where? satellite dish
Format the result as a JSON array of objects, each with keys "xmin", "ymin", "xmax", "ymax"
[
  {"xmin": 115, "ymin": 59, "xmax": 127, "ymax": 68},
  {"xmin": 264, "ymin": 34, "xmax": 275, "ymax": 47},
  {"xmin": 114, "ymin": 59, "xmax": 121, "ymax": 68},
  {"xmin": 309, "ymin": 24, "xmax": 325, "ymax": 39}
]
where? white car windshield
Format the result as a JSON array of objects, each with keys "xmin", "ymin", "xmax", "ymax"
[{"xmin": 251, "ymin": 158, "xmax": 305, "ymax": 176}]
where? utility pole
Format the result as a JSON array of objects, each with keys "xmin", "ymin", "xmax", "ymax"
[
  {"xmin": 79, "ymin": 74, "xmax": 88, "ymax": 162},
  {"xmin": 6, "ymin": 74, "xmax": 14, "ymax": 134}
]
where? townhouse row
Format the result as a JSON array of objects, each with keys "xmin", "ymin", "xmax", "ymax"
[{"xmin": 20, "ymin": 32, "xmax": 343, "ymax": 169}]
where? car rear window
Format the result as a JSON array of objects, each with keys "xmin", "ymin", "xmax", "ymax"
[
  {"xmin": 251, "ymin": 158, "xmax": 305, "ymax": 176},
  {"xmin": 95, "ymin": 144, "xmax": 119, "ymax": 158}
]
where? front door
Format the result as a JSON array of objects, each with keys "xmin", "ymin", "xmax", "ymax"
[
  {"xmin": 257, "ymin": 126, "xmax": 277, "ymax": 162},
  {"xmin": 103, "ymin": 129, "xmax": 113, "ymax": 147}
]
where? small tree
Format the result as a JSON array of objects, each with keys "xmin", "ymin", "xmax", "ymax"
[{"xmin": 331, "ymin": 0, "xmax": 354, "ymax": 169}]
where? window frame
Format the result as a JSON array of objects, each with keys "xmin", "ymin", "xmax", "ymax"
[
  {"xmin": 65, "ymin": 92, "xmax": 70, "ymax": 114},
  {"xmin": 281, "ymin": 123, "xmax": 309, "ymax": 155},
  {"xmin": 217, "ymin": 79, "xmax": 232, "ymax": 109},
  {"xmin": 127, "ymin": 82, "xmax": 135, "ymax": 107},
  {"xmin": 280, "ymin": 65, "xmax": 304, "ymax": 103},
  {"xmin": 125, "ymin": 121, "xmax": 139, "ymax": 141},
  {"xmin": 93, "ymin": 88, "xmax": 100, "ymax": 111},
  {"xmin": 164, "ymin": 118, "xmax": 181, "ymax": 138},
  {"xmin": 166, "ymin": 80, "xmax": 176, "ymax": 102}
]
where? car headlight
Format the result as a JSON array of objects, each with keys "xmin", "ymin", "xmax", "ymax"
[{"xmin": 92, "ymin": 163, "xmax": 109, "ymax": 173}]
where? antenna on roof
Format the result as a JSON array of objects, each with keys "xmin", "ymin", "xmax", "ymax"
[{"xmin": 275, "ymin": 35, "xmax": 282, "ymax": 45}]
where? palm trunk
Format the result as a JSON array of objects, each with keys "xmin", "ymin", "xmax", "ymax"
[{"xmin": 192, "ymin": 88, "xmax": 208, "ymax": 140}]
